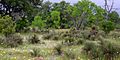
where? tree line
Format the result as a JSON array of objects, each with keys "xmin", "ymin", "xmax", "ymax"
[{"xmin": 0, "ymin": 0, "xmax": 120, "ymax": 35}]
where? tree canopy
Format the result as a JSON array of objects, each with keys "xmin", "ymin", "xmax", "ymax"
[{"xmin": 0, "ymin": 0, "xmax": 119, "ymax": 33}]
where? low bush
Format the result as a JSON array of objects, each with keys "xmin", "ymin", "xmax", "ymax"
[
  {"xmin": 42, "ymin": 30, "xmax": 62, "ymax": 40},
  {"xmin": 101, "ymin": 40, "xmax": 120, "ymax": 60},
  {"xmin": 100, "ymin": 21, "xmax": 115, "ymax": 34},
  {"xmin": 42, "ymin": 30, "xmax": 56, "ymax": 40},
  {"xmin": 30, "ymin": 48, "xmax": 41, "ymax": 57},
  {"xmin": 98, "ymin": 31, "xmax": 106, "ymax": 37},
  {"xmin": 43, "ymin": 33, "xmax": 53, "ymax": 40},
  {"xmin": 116, "ymin": 24, "xmax": 120, "ymax": 29},
  {"xmin": 28, "ymin": 34, "xmax": 40, "ymax": 44},
  {"xmin": 81, "ymin": 30, "xmax": 90, "ymax": 39},
  {"xmin": 60, "ymin": 33, "xmax": 72, "ymax": 39},
  {"xmin": 64, "ymin": 37, "xmax": 75, "ymax": 46},
  {"xmin": 109, "ymin": 31, "xmax": 120, "ymax": 39},
  {"xmin": 52, "ymin": 35, "xmax": 60, "ymax": 40},
  {"xmin": 39, "ymin": 29, "xmax": 49, "ymax": 34},
  {"xmin": 0, "ymin": 37, "xmax": 4, "ymax": 45},
  {"xmin": 76, "ymin": 38, "xmax": 84, "ymax": 45},
  {"xmin": 64, "ymin": 49, "xmax": 76, "ymax": 59},
  {"xmin": 54, "ymin": 44, "xmax": 63, "ymax": 55},
  {"xmin": 83, "ymin": 40, "xmax": 120, "ymax": 60},
  {"xmin": 60, "ymin": 30, "xmax": 83, "ymax": 39},
  {"xmin": 83, "ymin": 41, "xmax": 103, "ymax": 59},
  {"xmin": 63, "ymin": 37, "xmax": 84, "ymax": 46},
  {"xmin": 4, "ymin": 34, "xmax": 23, "ymax": 47}
]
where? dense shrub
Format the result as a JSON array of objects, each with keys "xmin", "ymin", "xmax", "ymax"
[
  {"xmin": 50, "ymin": 11, "xmax": 60, "ymax": 28},
  {"xmin": 28, "ymin": 34, "xmax": 40, "ymax": 44},
  {"xmin": 83, "ymin": 40, "xmax": 120, "ymax": 60},
  {"xmin": 61, "ymin": 30, "xmax": 83, "ymax": 39},
  {"xmin": 3, "ymin": 34, "xmax": 23, "ymax": 47},
  {"xmin": 0, "ymin": 15, "xmax": 15, "ymax": 36},
  {"xmin": 42, "ymin": 30, "xmax": 62, "ymax": 40},
  {"xmin": 31, "ymin": 16, "xmax": 46, "ymax": 29},
  {"xmin": 15, "ymin": 18, "xmax": 29, "ymax": 32},
  {"xmin": 100, "ymin": 21, "xmax": 115, "ymax": 34},
  {"xmin": 42, "ymin": 29, "xmax": 86, "ymax": 41},
  {"xmin": 61, "ymin": 30, "xmax": 86, "ymax": 46},
  {"xmin": 83, "ymin": 41, "xmax": 103, "ymax": 59},
  {"xmin": 101, "ymin": 40, "xmax": 120, "ymax": 59}
]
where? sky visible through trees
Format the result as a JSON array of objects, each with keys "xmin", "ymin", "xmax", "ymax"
[{"xmin": 45, "ymin": 0, "xmax": 120, "ymax": 15}]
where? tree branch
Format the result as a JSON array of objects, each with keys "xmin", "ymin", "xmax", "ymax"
[{"xmin": 108, "ymin": 0, "xmax": 114, "ymax": 13}]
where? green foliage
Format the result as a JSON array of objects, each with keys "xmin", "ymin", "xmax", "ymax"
[
  {"xmin": 102, "ymin": 41, "xmax": 119, "ymax": 55},
  {"xmin": 32, "ymin": 16, "xmax": 46, "ymax": 29},
  {"xmin": 88, "ymin": 6, "xmax": 106, "ymax": 26},
  {"xmin": 71, "ymin": 0, "xmax": 106, "ymax": 29},
  {"xmin": 116, "ymin": 24, "xmax": 120, "ymax": 29},
  {"xmin": 16, "ymin": 18, "xmax": 29, "ymax": 32},
  {"xmin": 52, "ymin": 1, "xmax": 72, "ymax": 28},
  {"xmin": 72, "ymin": 6, "xmax": 80, "ymax": 18},
  {"xmin": 83, "ymin": 41, "xmax": 103, "ymax": 59},
  {"xmin": 100, "ymin": 21, "xmax": 115, "ymax": 34},
  {"xmin": 1, "ymin": 0, "xmax": 36, "ymax": 22},
  {"xmin": 40, "ymin": 1, "xmax": 52, "ymax": 18},
  {"xmin": 101, "ymin": 40, "xmax": 120, "ymax": 59},
  {"xmin": 30, "ymin": 48, "xmax": 41, "ymax": 57},
  {"xmin": 83, "ymin": 39, "xmax": 120, "ymax": 60},
  {"xmin": 0, "ymin": 0, "xmax": 120, "ymax": 60},
  {"xmin": 108, "ymin": 11, "xmax": 119, "ymax": 23},
  {"xmin": 0, "ymin": 15, "xmax": 15, "ymax": 35},
  {"xmin": 51, "ymin": 11, "xmax": 60, "ymax": 28},
  {"xmin": 1, "ymin": 0, "xmax": 119, "ymax": 30}
]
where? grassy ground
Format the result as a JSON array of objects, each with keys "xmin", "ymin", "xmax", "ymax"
[
  {"xmin": 0, "ymin": 30, "xmax": 120, "ymax": 60},
  {"xmin": 0, "ymin": 33, "xmax": 87, "ymax": 60},
  {"xmin": 0, "ymin": 40, "xmax": 84, "ymax": 60}
]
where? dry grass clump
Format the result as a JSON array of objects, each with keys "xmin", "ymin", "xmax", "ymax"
[
  {"xmin": 3, "ymin": 34, "xmax": 23, "ymax": 47},
  {"xmin": 28, "ymin": 34, "xmax": 40, "ymax": 44}
]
